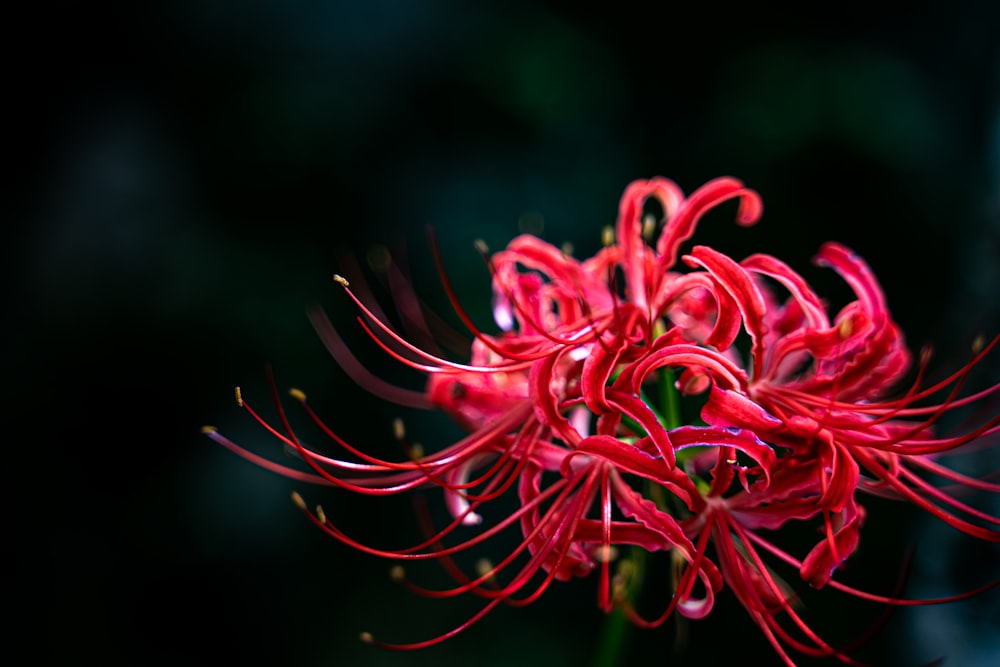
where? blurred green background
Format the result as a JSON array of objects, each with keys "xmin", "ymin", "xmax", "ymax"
[{"xmin": 8, "ymin": 2, "xmax": 999, "ymax": 666}]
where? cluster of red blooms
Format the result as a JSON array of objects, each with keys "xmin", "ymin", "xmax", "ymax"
[{"xmin": 206, "ymin": 177, "xmax": 999, "ymax": 665}]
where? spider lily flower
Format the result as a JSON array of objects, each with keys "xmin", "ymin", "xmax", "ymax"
[{"xmin": 207, "ymin": 176, "xmax": 999, "ymax": 665}]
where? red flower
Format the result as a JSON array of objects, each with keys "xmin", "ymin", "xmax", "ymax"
[{"xmin": 207, "ymin": 176, "xmax": 998, "ymax": 664}]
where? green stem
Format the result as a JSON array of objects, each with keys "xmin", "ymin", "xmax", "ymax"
[
  {"xmin": 590, "ymin": 608, "xmax": 630, "ymax": 667},
  {"xmin": 660, "ymin": 367, "xmax": 682, "ymax": 429}
]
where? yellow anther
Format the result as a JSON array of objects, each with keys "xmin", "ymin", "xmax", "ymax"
[
  {"xmin": 601, "ymin": 225, "xmax": 614, "ymax": 247},
  {"xmin": 359, "ymin": 632, "xmax": 374, "ymax": 644},
  {"xmin": 972, "ymin": 334, "xmax": 985, "ymax": 355},
  {"xmin": 474, "ymin": 239, "xmax": 489, "ymax": 255},
  {"xmin": 838, "ymin": 317, "xmax": 853, "ymax": 339},
  {"xmin": 200, "ymin": 425, "xmax": 217, "ymax": 434},
  {"xmin": 409, "ymin": 443, "xmax": 425, "ymax": 460},
  {"xmin": 475, "ymin": 558, "xmax": 495, "ymax": 579},
  {"xmin": 389, "ymin": 565, "xmax": 405, "ymax": 582},
  {"xmin": 290, "ymin": 491, "xmax": 307, "ymax": 511},
  {"xmin": 333, "ymin": 274, "xmax": 350, "ymax": 287},
  {"xmin": 288, "ymin": 388, "xmax": 307, "ymax": 402},
  {"xmin": 611, "ymin": 571, "xmax": 630, "ymax": 599},
  {"xmin": 392, "ymin": 418, "xmax": 405, "ymax": 440},
  {"xmin": 561, "ymin": 241, "xmax": 574, "ymax": 257},
  {"xmin": 316, "ymin": 505, "xmax": 328, "ymax": 524},
  {"xmin": 641, "ymin": 214, "xmax": 656, "ymax": 241},
  {"xmin": 234, "ymin": 386, "xmax": 243, "ymax": 407}
]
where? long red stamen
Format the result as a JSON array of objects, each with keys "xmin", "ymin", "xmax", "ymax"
[
  {"xmin": 852, "ymin": 448, "xmax": 1000, "ymax": 542},
  {"xmin": 743, "ymin": 527, "xmax": 1000, "ymax": 606}
]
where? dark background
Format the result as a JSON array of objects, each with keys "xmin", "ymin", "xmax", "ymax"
[{"xmin": 8, "ymin": 2, "xmax": 999, "ymax": 666}]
